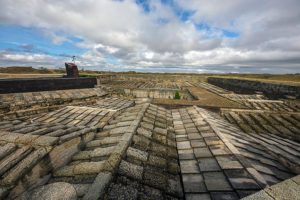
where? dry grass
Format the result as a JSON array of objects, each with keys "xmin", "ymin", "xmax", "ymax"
[
  {"xmin": 0, "ymin": 73, "xmax": 63, "ymax": 79},
  {"xmin": 153, "ymin": 87, "xmax": 246, "ymax": 109}
]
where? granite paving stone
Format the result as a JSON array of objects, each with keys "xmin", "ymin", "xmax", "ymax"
[
  {"xmin": 216, "ymin": 156, "xmax": 243, "ymax": 169},
  {"xmin": 198, "ymin": 157, "xmax": 221, "ymax": 172},
  {"xmin": 180, "ymin": 160, "xmax": 200, "ymax": 173},
  {"xmin": 228, "ymin": 177, "xmax": 261, "ymax": 190},
  {"xmin": 236, "ymin": 190, "xmax": 260, "ymax": 199},
  {"xmin": 185, "ymin": 194, "xmax": 211, "ymax": 200},
  {"xmin": 190, "ymin": 140, "xmax": 206, "ymax": 148},
  {"xmin": 201, "ymin": 132, "xmax": 217, "ymax": 138},
  {"xmin": 182, "ymin": 174, "xmax": 207, "ymax": 193},
  {"xmin": 178, "ymin": 149, "xmax": 195, "ymax": 160},
  {"xmin": 204, "ymin": 137, "xmax": 224, "ymax": 146},
  {"xmin": 194, "ymin": 147, "xmax": 213, "ymax": 158},
  {"xmin": 210, "ymin": 192, "xmax": 239, "ymax": 200},
  {"xmin": 209, "ymin": 145, "xmax": 232, "ymax": 156},
  {"xmin": 187, "ymin": 133, "xmax": 202, "ymax": 140},
  {"xmin": 203, "ymin": 172, "xmax": 233, "ymax": 191},
  {"xmin": 177, "ymin": 141, "xmax": 191, "ymax": 149}
]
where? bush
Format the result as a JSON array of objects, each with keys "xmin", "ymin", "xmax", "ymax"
[{"xmin": 174, "ymin": 91, "xmax": 181, "ymax": 99}]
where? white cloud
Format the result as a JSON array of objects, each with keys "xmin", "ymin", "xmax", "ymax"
[{"xmin": 0, "ymin": 0, "xmax": 299, "ymax": 72}]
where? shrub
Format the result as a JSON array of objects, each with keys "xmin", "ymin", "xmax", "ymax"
[{"xmin": 174, "ymin": 91, "xmax": 181, "ymax": 99}]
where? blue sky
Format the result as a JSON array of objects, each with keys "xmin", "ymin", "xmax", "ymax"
[
  {"xmin": 0, "ymin": 25, "xmax": 86, "ymax": 57},
  {"xmin": 0, "ymin": 0, "xmax": 299, "ymax": 73}
]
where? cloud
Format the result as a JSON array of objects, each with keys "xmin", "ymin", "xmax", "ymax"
[
  {"xmin": 18, "ymin": 44, "xmax": 34, "ymax": 52},
  {"xmin": 0, "ymin": 0, "xmax": 299, "ymax": 73}
]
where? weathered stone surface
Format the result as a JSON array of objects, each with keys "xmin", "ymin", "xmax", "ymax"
[
  {"xmin": 198, "ymin": 157, "xmax": 221, "ymax": 172},
  {"xmin": 133, "ymin": 135, "xmax": 151, "ymax": 151},
  {"xmin": 224, "ymin": 169, "xmax": 260, "ymax": 190},
  {"xmin": 119, "ymin": 160, "xmax": 143, "ymax": 180},
  {"xmin": 73, "ymin": 161, "xmax": 105, "ymax": 174},
  {"xmin": 72, "ymin": 184, "xmax": 90, "ymax": 197},
  {"xmin": 187, "ymin": 133, "xmax": 202, "ymax": 140},
  {"xmin": 209, "ymin": 145, "xmax": 232, "ymax": 156},
  {"xmin": 168, "ymin": 162, "xmax": 180, "ymax": 174},
  {"xmin": 141, "ymin": 122, "xmax": 154, "ymax": 130},
  {"xmin": 0, "ymin": 146, "xmax": 32, "ymax": 176},
  {"xmin": 106, "ymin": 182, "xmax": 138, "ymax": 200},
  {"xmin": 242, "ymin": 190, "xmax": 274, "ymax": 200},
  {"xmin": 190, "ymin": 140, "xmax": 206, "ymax": 148},
  {"xmin": 49, "ymin": 137, "xmax": 81, "ymax": 170},
  {"xmin": 203, "ymin": 172, "xmax": 232, "ymax": 191},
  {"xmin": 194, "ymin": 147, "xmax": 212, "ymax": 158},
  {"xmin": 177, "ymin": 141, "xmax": 191, "ymax": 149},
  {"xmin": 148, "ymin": 155, "xmax": 167, "ymax": 168},
  {"xmin": 140, "ymin": 185, "xmax": 164, "ymax": 200},
  {"xmin": 0, "ymin": 186, "xmax": 10, "ymax": 199},
  {"xmin": 264, "ymin": 178, "xmax": 300, "ymax": 200},
  {"xmin": 186, "ymin": 194, "xmax": 211, "ymax": 200},
  {"xmin": 182, "ymin": 174, "xmax": 206, "ymax": 193},
  {"xmin": 83, "ymin": 172, "xmax": 112, "ymax": 200},
  {"xmin": 127, "ymin": 147, "xmax": 148, "ymax": 162},
  {"xmin": 178, "ymin": 149, "xmax": 194, "ymax": 160},
  {"xmin": 216, "ymin": 156, "xmax": 243, "ymax": 169},
  {"xmin": 91, "ymin": 146, "xmax": 115, "ymax": 158},
  {"xmin": 208, "ymin": 77, "xmax": 300, "ymax": 99},
  {"xmin": 292, "ymin": 175, "xmax": 300, "ymax": 185},
  {"xmin": 210, "ymin": 192, "xmax": 239, "ymax": 200},
  {"xmin": 153, "ymin": 133, "xmax": 167, "ymax": 144},
  {"xmin": 1, "ymin": 147, "xmax": 50, "ymax": 186},
  {"xmin": 150, "ymin": 142, "xmax": 167, "ymax": 157},
  {"xmin": 180, "ymin": 160, "xmax": 200, "ymax": 173},
  {"xmin": 154, "ymin": 127, "xmax": 167, "ymax": 136},
  {"xmin": 229, "ymin": 177, "xmax": 260, "ymax": 190},
  {"xmin": 21, "ymin": 182, "xmax": 77, "ymax": 200},
  {"xmin": 167, "ymin": 177, "xmax": 183, "ymax": 197},
  {"xmin": 32, "ymin": 136, "xmax": 59, "ymax": 146},
  {"xmin": 1, "ymin": 86, "xmax": 300, "ymax": 200},
  {"xmin": 144, "ymin": 170, "xmax": 167, "ymax": 190},
  {"xmin": 137, "ymin": 127, "xmax": 152, "ymax": 138}
]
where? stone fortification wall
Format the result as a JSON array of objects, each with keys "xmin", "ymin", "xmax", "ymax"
[
  {"xmin": 0, "ymin": 77, "xmax": 96, "ymax": 94},
  {"xmin": 208, "ymin": 77, "xmax": 300, "ymax": 98}
]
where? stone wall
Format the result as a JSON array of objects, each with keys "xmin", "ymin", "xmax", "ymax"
[
  {"xmin": 207, "ymin": 77, "xmax": 300, "ymax": 98},
  {"xmin": 0, "ymin": 77, "xmax": 97, "ymax": 94},
  {"xmin": 123, "ymin": 88, "xmax": 194, "ymax": 100},
  {"xmin": 0, "ymin": 88, "xmax": 107, "ymax": 120},
  {"xmin": 96, "ymin": 75, "xmax": 116, "ymax": 84}
]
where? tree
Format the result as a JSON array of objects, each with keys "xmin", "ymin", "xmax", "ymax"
[{"xmin": 174, "ymin": 91, "xmax": 181, "ymax": 99}]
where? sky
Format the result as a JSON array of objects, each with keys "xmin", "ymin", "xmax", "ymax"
[{"xmin": 0, "ymin": 0, "xmax": 300, "ymax": 74}]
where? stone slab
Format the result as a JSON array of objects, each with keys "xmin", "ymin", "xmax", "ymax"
[
  {"xmin": 182, "ymin": 174, "xmax": 207, "ymax": 193},
  {"xmin": 180, "ymin": 160, "xmax": 200, "ymax": 174},
  {"xmin": 203, "ymin": 172, "xmax": 232, "ymax": 191}
]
